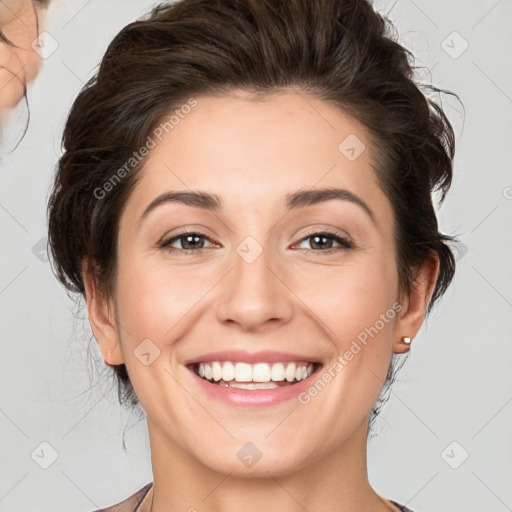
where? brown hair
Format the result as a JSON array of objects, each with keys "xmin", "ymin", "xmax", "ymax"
[{"xmin": 47, "ymin": 0, "xmax": 457, "ymax": 424}]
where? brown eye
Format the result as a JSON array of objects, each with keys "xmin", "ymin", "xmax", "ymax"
[
  {"xmin": 160, "ymin": 231, "xmax": 216, "ymax": 253},
  {"xmin": 295, "ymin": 231, "xmax": 353, "ymax": 254}
]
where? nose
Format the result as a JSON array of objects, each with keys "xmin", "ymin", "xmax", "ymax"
[{"xmin": 214, "ymin": 241, "xmax": 294, "ymax": 333}]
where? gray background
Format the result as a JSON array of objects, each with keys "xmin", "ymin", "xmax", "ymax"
[{"xmin": 1, "ymin": 0, "xmax": 511, "ymax": 511}]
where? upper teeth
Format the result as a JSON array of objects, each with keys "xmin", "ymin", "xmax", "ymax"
[{"xmin": 196, "ymin": 361, "xmax": 314, "ymax": 383}]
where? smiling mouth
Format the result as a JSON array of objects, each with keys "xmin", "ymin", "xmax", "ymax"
[{"xmin": 189, "ymin": 361, "xmax": 320, "ymax": 389}]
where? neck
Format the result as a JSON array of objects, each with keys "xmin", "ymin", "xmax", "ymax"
[{"xmin": 138, "ymin": 416, "xmax": 397, "ymax": 512}]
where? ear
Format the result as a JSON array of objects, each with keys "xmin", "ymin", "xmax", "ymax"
[
  {"xmin": 393, "ymin": 252, "xmax": 440, "ymax": 354},
  {"xmin": 82, "ymin": 259, "xmax": 125, "ymax": 365}
]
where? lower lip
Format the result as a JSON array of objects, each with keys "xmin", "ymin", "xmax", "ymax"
[{"xmin": 187, "ymin": 366, "xmax": 321, "ymax": 407}]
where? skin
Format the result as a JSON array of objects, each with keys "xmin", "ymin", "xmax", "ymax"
[
  {"xmin": 0, "ymin": 0, "xmax": 46, "ymax": 117},
  {"xmin": 83, "ymin": 90, "xmax": 439, "ymax": 512}
]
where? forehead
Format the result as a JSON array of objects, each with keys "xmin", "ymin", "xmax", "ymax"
[{"xmin": 126, "ymin": 91, "xmax": 392, "ymax": 225}]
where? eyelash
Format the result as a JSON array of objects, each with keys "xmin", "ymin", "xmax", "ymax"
[{"xmin": 159, "ymin": 229, "xmax": 354, "ymax": 256}]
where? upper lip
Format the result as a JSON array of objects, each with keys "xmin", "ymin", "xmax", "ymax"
[{"xmin": 183, "ymin": 350, "xmax": 323, "ymax": 366}]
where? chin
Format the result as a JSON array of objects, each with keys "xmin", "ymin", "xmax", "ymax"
[{"xmin": 183, "ymin": 430, "xmax": 324, "ymax": 478}]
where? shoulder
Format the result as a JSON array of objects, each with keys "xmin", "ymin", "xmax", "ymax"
[{"xmin": 90, "ymin": 483, "xmax": 153, "ymax": 512}]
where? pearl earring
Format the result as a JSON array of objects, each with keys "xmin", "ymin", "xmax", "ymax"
[{"xmin": 402, "ymin": 336, "xmax": 411, "ymax": 344}]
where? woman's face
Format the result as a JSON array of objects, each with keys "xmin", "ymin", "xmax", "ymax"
[
  {"xmin": 90, "ymin": 91, "xmax": 428, "ymax": 476},
  {"xmin": 0, "ymin": 0, "xmax": 45, "ymax": 115}
]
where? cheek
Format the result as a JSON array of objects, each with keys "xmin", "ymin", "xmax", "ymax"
[
  {"xmin": 294, "ymin": 257, "xmax": 399, "ymax": 423},
  {"xmin": 300, "ymin": 250, "xmax": 398, "ymax": 337},
  {"xmin": 115, "ymin": 255, "xmax": 210, "ymax": 348},
  {"xmin": 116, "ymin": 241, "xmax": 399, "ymax": 345},
  {"xmin": 303, "ymin": 250, "xmax": 399, "ymax": 388}
]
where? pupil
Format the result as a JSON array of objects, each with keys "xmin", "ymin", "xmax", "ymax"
[
  {"xmin": 312, "ymin": 235, "xmax": 331, "ymax": 249},
  {"xmin": 184, "ymin": 235, "xmax": 202, "ymax": 249}
]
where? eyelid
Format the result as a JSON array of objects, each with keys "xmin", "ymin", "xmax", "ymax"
[
  {"xmin": 292, "ymin": 229, "xmax": 354, "ymax": 253},
  {"xmin": 159, "ymin": 229, "xmax": 219, "ymax": 250},
  {"xmin": 293, "ymin": 227, "xmax": 352, "ymax": 245}
]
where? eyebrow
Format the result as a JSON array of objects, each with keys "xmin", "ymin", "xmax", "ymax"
[{"xmin": 139, "ymin": 187, "xmax": 375, "ymax": 225}]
